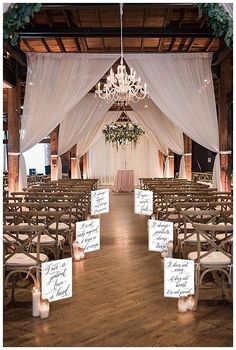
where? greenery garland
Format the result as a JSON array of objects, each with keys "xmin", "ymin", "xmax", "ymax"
[
  {"xmin": 196, "ymin": 3, "xmax": 233, "ymax": 49},
  {"xmin": 3, "ymin": 3, "xmax": 42, "ymax": 46},
  {"xmin": 102, "ymin": 122, "xmax": 145, "ymax": 150}
]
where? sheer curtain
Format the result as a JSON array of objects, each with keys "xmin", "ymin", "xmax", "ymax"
[
  {"xmin": 128, "ymin": 98, "xmax": 186, "ymax": 178},
  {"xmin": 19, "ymin": 53, "xmax": 119, "ymax": 189},
  {"xmin": 58, "ymin": 94, "xmax": 113, "ymax": 156},
  {"xmin": 88, "ymin": 133, "xmax": 160, "ymax": 185},
  {"xmin": 125, "ymin": 53, "xmax": 220, "ymax": 189}
]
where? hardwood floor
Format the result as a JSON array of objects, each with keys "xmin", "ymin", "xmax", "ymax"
[{"xmin": 3, "ymin": 191, "xmax": 233, "ymax": 347}]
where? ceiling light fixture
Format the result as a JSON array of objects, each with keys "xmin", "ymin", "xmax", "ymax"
[{"xmin": 95, "ymin": 3, "xmax": 148, "ymax": 104}]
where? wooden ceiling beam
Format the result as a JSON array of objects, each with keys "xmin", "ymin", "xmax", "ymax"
[
  {"xmin": 22, "ymin": 39, "xmax": 34, "ymax": 52},
  {"xmin": 169, "ymin": 37, "xmax": 176, "ymax": 52},
  {"xmin": 44, "ymin": 10, "xmax": 54, "ymax": 28},
  {"xmin": 96, "ymin": 9, "xmax": 105, "ymax": 51},
  {"xmin": 4, "ymin": 42, "xmax": 26, "ymax": 66},
  {"xmin": 212, "ymin": 44, "xmax": 232, "ymax": 65},
  {"xmin": 204, "ymin": 37, "xmax": 215, "ymax": 52},
  {"xmin": 178, "ymin": 9, "xmax": 185, "ymax": 28},
  {"xmin": 71, "ymin": 10, "xmax": 88, "ymax": 51},
  {"xmin": 19, "ymin": 27, "xmax": 215, "ymax": 39},
  {"xmin": 41, "ymin": 38, "xmax": 51, "ymax": 52},
  {"xmin": 56, "ymin": 38, "xmax": 66, "ymax": 52},
  {"xmin": 186, "ymin": 37, "xmax": 195, "ymax": 52},
  {"xmin": 178, "ymin": 37, "xmax": 187, "ymax": 52},
  {"xmin": 62, "ymin": 9, "xmax": 82, "ymax": 52},
  {"xmin": 41, "ymin": 4, "xmax": 195, "ymax": 10}
]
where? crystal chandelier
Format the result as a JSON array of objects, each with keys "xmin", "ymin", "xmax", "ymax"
[{"xmin": 95, "ymin": 3, "xmax": 148, "ymax": 104}]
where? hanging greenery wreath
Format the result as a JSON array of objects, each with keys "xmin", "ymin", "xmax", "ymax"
[
  {"xmin": 3, "ymin": 3, "xmax": 42, "ymax": 46},
  {"xmin": 196, "ymin": 3, "xmax": 233, "ymax": 49},
  {"xmin": 102, "ymin": 122, "xmax": 145, "ymax": 150}
]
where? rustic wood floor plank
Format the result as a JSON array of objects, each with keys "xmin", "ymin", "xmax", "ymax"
[{"xmin": 3, "ymin": 191, "xmax": 233, "ymax": 347}]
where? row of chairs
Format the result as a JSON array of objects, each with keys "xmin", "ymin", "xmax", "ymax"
[
  {"xmin": 3, "ymin": 178, "xmax": 98, "ymax": 303},
  {"xmin": 141, "ymin": 177, "xmax": 233, "ymax": 310}
]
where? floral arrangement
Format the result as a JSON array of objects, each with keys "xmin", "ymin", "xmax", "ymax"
[
  {"xmin": 196, "ymin": 3, "xmax": 233, "ymax": 48},
  {"xmin": 102, "ymin": 122, "xmax": 145, "ymax": 149},
  {"xmin": 4, "ymin": 3, "xmax": 41, "ymax": 46}
]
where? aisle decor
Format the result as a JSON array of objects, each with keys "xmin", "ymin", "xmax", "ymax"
[
  {"xmin": 76, "ymin": 219, "xmax": 100, "ymax": 253},
  {"xmin": 102, "ymin": 121, "xmax": 145, "ymax": 149},
  {"xmin": 148, "ymin": 220, "xmax": 173, "ymax": 253},
  {"xmin": 134, "ymin": 189, "xmax": 153, "ymax": 215},
  {"xmin": 164, "ymin": 258, "xmax": 194, "ymax": 298},
  {"xmin": 41, "ymin": 257, "xmax": 72, "ymax": 303},
  {"xmin": 91, "ymin": 189, "xmax": 109, "ymax": 215}
]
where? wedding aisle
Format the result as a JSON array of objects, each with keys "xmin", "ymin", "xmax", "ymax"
[{"xmin": 4, "ymin": 190, "xmax": 232, "ymax": 347}]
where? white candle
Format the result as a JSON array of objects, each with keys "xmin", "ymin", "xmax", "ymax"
[
  {"xmin": 167, "ymin": 240, "xmax": 174, "ymax": 258},
  {"xmin": 32, "ymin": 286, "xmax": 40, "ymax": 317},
  {"xmin": 40, "ymin": 299, "xmax": 50, "ymax": 319},
  {"xmin": 72, "ymin": 241, "xmax": 80, "ymax": 260},
  {"xmin": 161, "ymin": 250, "xmax": 168, "ymax": 258},
  {"xmin": 151, "ymin": 214, "xmax": 156, "ymax": 220},
  {"xmin": 186, "ymin": 294, "xmax": 195, "ymax": 311},
  {"xmin": 178, "ymin": 297, "xmax": 188, "ymax": 313}
]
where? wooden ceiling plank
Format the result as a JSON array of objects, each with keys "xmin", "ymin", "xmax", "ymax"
[
  {"xmin": 163, "ymin": 8, "xmax": 171, "ymax": 28},
  {"xmin": 141, "ymin": 8, "xmax": 148, "ymax": 51},
  {"xmin": 56, "ymin": 38, "xmax": 66, "ymax": 52},
  {"xmin": 74, "ymin": 38, "xmax": 82, "ymax": 53},
  {"xmin": 22, "ymin": 39, "xmax": 34, "ymax": 52},
  {"xmin": 41, "ymin": 38, "xmax": 51, "ymax": 52},
  {"xmin": 186, "ymin": 37, "xmax": 195, "ymax": 52},
  {"xmin": 96, "ymin": 9, "xmax": 105, "ymax": 51},
  {"xmin": 62, "ymin": 9, "xmax": 72, "ymax": 27}
]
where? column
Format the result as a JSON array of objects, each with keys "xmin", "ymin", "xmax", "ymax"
[
  {"xmin": 50, "ymin": 126, "xmax": 59, "ymax": 181},
  {"xmin": 82, "ymin": 153, "xmax": 88, "ymax": 179},
  {"xmin": 158, "ymin": 150, "xmax": 164, "ymax": 177},
  {"xmin": 70, "ymin": 144, "xmax": 77, "ymax": 179},
  {"xmin": 218, "ymin": 54, "xmax": 232, "ymax": 192},
  {"xmin": 184, "ymin": 134, "xmax": 192, "ymax": 181},
  {"xmin": 169, "ymin": 150, "xmax": 174, "ymax": 178},
  {"xmin": 8, "ymin": 79, "xmax": 20, "ymax": 193}
]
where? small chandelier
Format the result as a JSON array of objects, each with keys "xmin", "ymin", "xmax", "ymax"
[{"xmin": 95, "ymin": 3, "xmax": 148, "ymax": 104}]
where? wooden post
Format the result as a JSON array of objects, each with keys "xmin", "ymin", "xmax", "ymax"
[
  {"xmin": 158, "ymin": 150, "xmax": 164, "ymax": 177},
  {"xmin": 70, "ymin": 144, "xmax": 77, "ymax": 179},
  {"xmin": 184, "ymin": 134, "xmax": 192, "ymax": 180},
  {"xmin": 218, "ymin": 54, "xmax": 232, "ymax": 192},
  {"xmin": 169, "ymin": 150, "xmax": 174, "ymax": 178},
  {"xmin": 82, "ymin": 153, "xmax": 88, "ymax": 179},
  {"xmin": 50, "ymin": 126, "xmax": 59, "ymax": 181},
  {"xmin": 8, "ymin": 80, "xmax": 21, "ymax": 193}
]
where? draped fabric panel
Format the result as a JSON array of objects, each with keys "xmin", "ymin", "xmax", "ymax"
[
  {"xmin": 125, "ymin": 53, "xmax": 221, "ymax": 190},
  {"xmin": 76, "ymin": 111, "xmax": 122, "ymax": 158},
  {"xmin": 87, "ymin": 133, "xmax": 160, "ymax": 186},
  {"xmin": 58, "ymin": 94, "xmax": 113, "ymax": 156},
  {"xmin": 19, "ymin": 53, "xmax": 119, "ymax": 189}
]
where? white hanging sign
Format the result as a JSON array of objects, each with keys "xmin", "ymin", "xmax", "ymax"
[
  {"xmin": 164, "ymin": 258, "xmax": 194, "ymax": 298},
  {"xmin": 91, "ymin": 189, "xmax": 109, "ymax": 215},
  {"xmin": 134, "ymin": 189, "xmax": 153, "ymax": 215},
  {"xmin": 41, "ymin": 257, "xmax": 72, "ymax": 302},
  {"xmin": 148, "ymin": 220, "xmax": 173, "ymax": 252},
  {"xmin": 76, "ymin": 219, "xmax": 100, "ymax": 253}
]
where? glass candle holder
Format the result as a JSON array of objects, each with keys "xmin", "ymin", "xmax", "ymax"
[
  {"xmin": 40, "ymin": 299, "xmax": 50, "ymax": 319},
  {"xmin": 186, "ymin": 294, "xmax": 195, "ymax": 311},
  {"xmin": 32, "ymin": 286, "xmax": 41, "ymax": 317},
  {"xmin": 178, "ymin": 296, "xmax": 188, "ymax": 313}
]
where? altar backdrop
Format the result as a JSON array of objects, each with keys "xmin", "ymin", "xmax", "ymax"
[{"xmin": 87, "ymin": 134, "xmax": 160, "ymax": 186}]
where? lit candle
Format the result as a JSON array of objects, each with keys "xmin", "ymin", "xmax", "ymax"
[
  {"xmin": 151, "ymin": 214, "xmax": 156, "ymax": 220},
  {"xmin": 98, "ymin": 82, "xmax": 100, "ymax": 90},
  {"xmin": 167, "ymin": 240, "xmax": 173, "ymax": 258},
  {"xmin": 40, "ymin": 299, "xmax": 50, "ymax": 319},
  {"xmin": 161, "ymin": 249, "xmax": 168, "ymax": 258},
  {"xmin": 73, "ymin": 241, "xmax": 85, "ymax": 261},
  {"xmin": 178, "ymin": 297, "xmax": 188, "ymax": 313},
  {"xmin": 32, "ymin": 286, "xmax": 41, "ymax": 317},
  {"xmin": 186, "ymin": 294, "xmax": 195, "ymax": 311}
]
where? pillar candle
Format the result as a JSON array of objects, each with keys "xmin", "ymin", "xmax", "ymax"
[
  {"xmin": 178, "ymin": 297, "xmax": 188, "ymax": 313},
  {"xmin": 186, "ymin": 294, "xmax": 195, "ymax": 311},
  {"xmin": 40, "ymin": 299, "xmax": 50, "ymax": 319},
  {"xmin": 167, "ymin": 240, "xmax": 174, "ymax": 258},
  {"xmin": 32, "ymin": 286, "xmax": 41, "ymax": 317}
]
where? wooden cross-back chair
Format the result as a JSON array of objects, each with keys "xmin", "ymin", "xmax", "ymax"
[
  {"xmin": 176, "ymin": 209, "xmax": 233, "ymax": 258},
  {"xmin": 188, "ymin": 223, "xmax": 233, "ymax": 310},
  {"xmin": 3, "ymin": 225, "xmax": 48, "ymax": 302}
]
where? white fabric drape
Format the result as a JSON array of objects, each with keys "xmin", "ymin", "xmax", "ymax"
[
  {"xmin": 222, "ymin": 3, "xmax": 233, "ymax": 17},
  {"xmin": 19, "ymin": 53, "xmax": 119, "ymax": 189},
  {"xmin": 125, "ymin": 53, "xmax": 221, "ymax": 190},
  {"xmin": 88, "ymin": 134, "xmax": 160, "ymax": 185},
  {"xmin": 58, "ymin": 94, "xmax": 113, "ymax": 156},
  {"xmin": 76, "ymin": 111, "xmax": 122, "ymax": 158}
]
